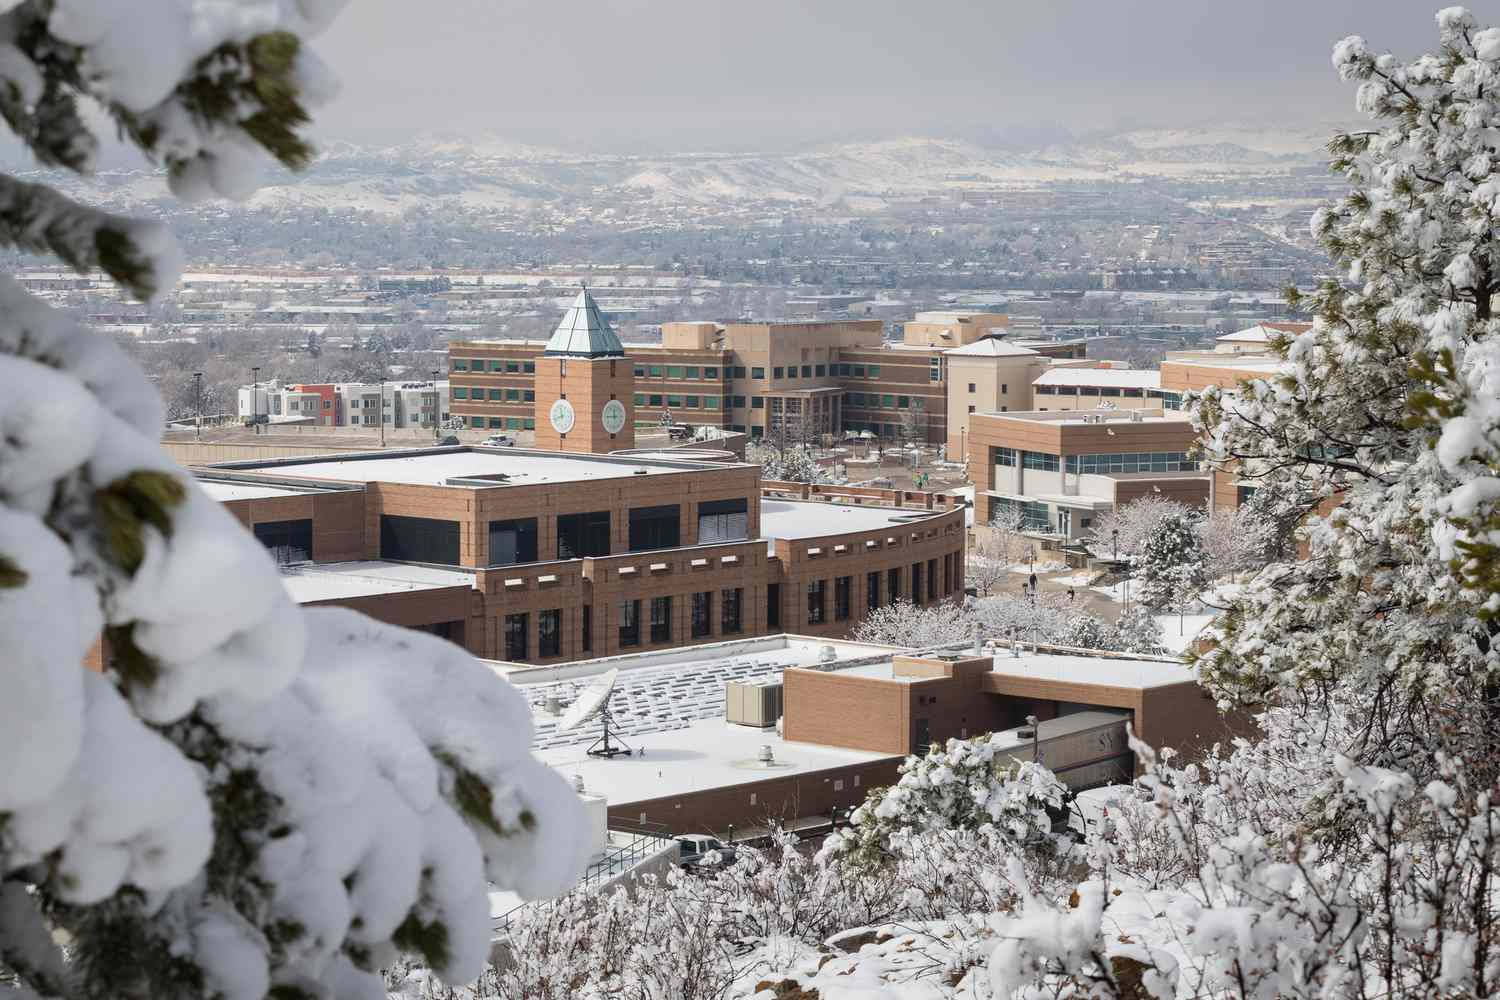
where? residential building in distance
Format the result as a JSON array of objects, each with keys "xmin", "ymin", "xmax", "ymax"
[
  {"xmin": 195, "ymin": 442, "xmax": 967, "ymax": 665},
  {"xmin": 235, "ymin": 379, "xmax": 450, "ymax": 429},
  {"xmin": 967, "ymin": 408, "xmax": 1209, "ymax": 543}
]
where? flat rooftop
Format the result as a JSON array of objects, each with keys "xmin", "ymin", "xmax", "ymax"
[
  {"xmin": 497, "ymin": 634, "xmax": 902, "ymax": 752},
  {"xmin": 196, "ymin": 479, "xmax": 325, "ymax": 502},
  {"xmin": 1032, "ymin": 368, "xmax": 1162, "ymax": 389},
  {"xmin": 278, "ymin": 560, "xmax": 476, "ymax": 603},
  {"xmin": 833, "ymin": 649, "xmax": 1197, "ymax": 689},
  {"xmin": 535, "ymin": 717, "xmax": 891, "ymax": 808},
  {"xmin": 979, "ymin": 408, "xmax": 1193, "ymax": 427},
  {"xmin": 214, "ymin": 447, "xmax": 729, "ymax": 487},
  {"xmin": 759, "ymin": 499, "xmax": 938, "ymax": 545}
]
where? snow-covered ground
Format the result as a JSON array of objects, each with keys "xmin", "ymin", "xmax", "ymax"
[{"xmin": 1153, "ymin": 613, "xmax": 1216, "ymax": 653}]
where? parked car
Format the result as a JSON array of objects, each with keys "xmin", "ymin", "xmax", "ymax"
[
  {"xmin": 674, "ymin": 834, "xmax": 737, "ymax": 872},
  {"xmin": 481, "ymin": 434, "xmax": 516, "ymax": 447},
  {"xmin": 437, "ymin": 435, "xmax": 460, "ymax": 446}
]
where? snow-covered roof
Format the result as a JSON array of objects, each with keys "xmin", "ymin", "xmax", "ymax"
[
  {"xmin": 944, "ymin": 337, "xmax": 1038, "ymax": 358},
  {"xmin": 1032, "ymin": 368, "xmax": 1161, "ymax": 389},
  {"xmin": 223, "ymin": 448, "xmax": 723, "ymax": 487},
  {"xmin": 759, "ymin": 499, "xmax": 940, "ymax": 545},
  {"xmin": 834, "ymin": 650, "xmax": 1197, "ymax": 689},
  {"xmin": 197, "ymin": 480, "xmax": 322, "ymax": 501},
  {"xmin": 279, "ymin": 560, "xmax": 477, "ymax": 603},
  {"xmin": 1216, "ymin": 322, "xmax": 1309, "ymax": 344},
  {"xmin": 543, "ymin": 287, "xmax": 625, "ymax": 358}
]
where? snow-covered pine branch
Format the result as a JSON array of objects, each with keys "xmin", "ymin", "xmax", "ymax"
[{"xmin": 0, "ymin": 5, "xmax": 588, "ymax": 999}]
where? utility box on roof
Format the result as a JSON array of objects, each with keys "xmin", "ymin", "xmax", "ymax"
[{"xmin": 725, "ymin": 678, "xmax": 783, "ymax": 728}]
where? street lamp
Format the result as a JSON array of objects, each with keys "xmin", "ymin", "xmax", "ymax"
[
  {"xmin": 1111, "ymin": 528, "xmax": 1118, "ymax": 562},
  {"xmin": 1025, "ymin": 714, "xmax": 1040, "ymax": 765},
  {"xmin": 430, "ymin": 368, "xmax": 440, "ymax": 443},
  {"xmin": 193, "ymin": 371, "xmax": 203, "ymax": 440},
  {"xmin": 378, "ymin": 374, "xmax": 386, "ymax": 448},
  {"xmin": 250, "ymin": 366, "xmax": 260, "ymax": 434}
]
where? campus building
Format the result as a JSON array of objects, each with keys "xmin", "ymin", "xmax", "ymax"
[
  {"xmin": 195, "ymin": 441, "xmax": 967, "ymax": 665},
  {"xmin": 447, "ymin": 296, "xmax": 1091, "ymax": 450},
  {"xmin": 236, "ymin": 379, "xmax": 450, "ymax": 429},
  {"xmin": 966, "ymin": 408, "xmax": 1209, "ymax": 542}
]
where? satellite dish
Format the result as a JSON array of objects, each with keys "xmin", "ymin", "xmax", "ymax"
[{"xmin": 556, "ymin": 669, "xmax": 619, "ymax": 733}]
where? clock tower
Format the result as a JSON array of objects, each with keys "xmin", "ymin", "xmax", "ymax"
[{"xmin": 534, "ymin": 287, "xmax": 635, "ymax": 453}]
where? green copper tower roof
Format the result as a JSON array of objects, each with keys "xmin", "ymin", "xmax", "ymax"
[{"xmin": 543, "ymin": 287, "xmax": 625, "ymax": 358}]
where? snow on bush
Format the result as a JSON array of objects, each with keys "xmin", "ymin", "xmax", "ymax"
[{"xmin": 0, "ymin": 6, "xmax": 586, "ymax": 999}]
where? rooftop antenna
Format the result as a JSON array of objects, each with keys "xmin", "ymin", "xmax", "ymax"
[{"xmin": 556, "ymin": 668, "xmax": 633, "ymax": 759}]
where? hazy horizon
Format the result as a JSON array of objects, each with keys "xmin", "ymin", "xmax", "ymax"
[{"xmin": 308, "ymin": 0, "xmax": 1453, "ymax": 152}]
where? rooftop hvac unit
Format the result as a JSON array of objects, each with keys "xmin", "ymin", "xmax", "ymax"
[{"xmin": 725, "ymin": 679, "xmax": 784, "ymax": 728}]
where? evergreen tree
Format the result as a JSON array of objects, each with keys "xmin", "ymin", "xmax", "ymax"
[
  {"xmin": 1133, "ymin": 511, "xmax": 1205, "ymax": 611},
  {"xmin": 0, "ymin": 6, "xmax": 586, "ymax": 999}
]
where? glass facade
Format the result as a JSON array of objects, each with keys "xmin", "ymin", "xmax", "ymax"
[
  {"xmin": 1064, "ymin": 451, "xmax": 1196, "ymax": 474},
  {"xmin": 557, "ymin": 511, "xmax": 610, "ymax": 559},
  {"xmin": 380, "ymin": 515, "xmax": 459, "ymax": 565},
  {"xmin": 488, "ymin": 518, "xmax": 537, "ymax": 565}
]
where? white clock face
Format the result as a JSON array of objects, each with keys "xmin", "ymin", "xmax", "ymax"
[
  {"xmin": 601, "ymin": 399, "xmax": 627, "ymax": 434},
  {"xmin": 549, "ymin": 398, "xmax": 576, "ymax": 434}
]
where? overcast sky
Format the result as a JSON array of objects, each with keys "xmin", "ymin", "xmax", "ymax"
[{"xmin": 314, "ymin": 1, "xmax": 1465, "ymax": 150}]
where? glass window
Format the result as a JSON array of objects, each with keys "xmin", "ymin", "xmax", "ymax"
[
  {"xmin": 451, "ymin": 359, "xmax": 468, "ymax": 371},
  {"xmin": 815, "ymin": 364, "xmax": 826, "ymax": 377},
  {"xmin": 698, "ymin": 498, "xmax": 748, "ymax": 543},
  {"xmin": 867, "ymin": 570, "xmax": 881, "ymax": 611},
  {"xmin": 752, "ymin": 396, "xmax": 765, "ymax": 409},
  {"xmin": 452, "ymin": 387, "xmax": 469, "ymax": 399},
  {"xmin": 505, "ymin": 389, "xmax": 520, "ymax": 402},
  {"xmin": 773, "ymin": 367, "xmax": 785, "ymax": 379},
  {"xmin": 556, "ymin": 511, "xmax": 610, "ymax": 559},
  {"xmin": 834, "ymin": 576, "xmax": 851, "ymax": 621},
  {"xmin": 649, "ymin": 596, "xmax": 672, "ymax": 644},
  {"xmin": 911, "ymin": 562, "xmax": 923, "ymax": 604},
  {"xmin": 488, "ymin": 517, "xmax": 538, "ymax": 565},
  {"xmin": 471, "ymin": 416, "xmax": 485, "ymax": 428},
  {"xmin": 628, "ymin": 505, "xmax": 680, "ymax": 552},
  {"xmin": 581, "ymin": 605, "xmax": 592, "ymax": 652},
  {"xmin": 667, "ymin": 395, "xmax": 683, "ymax": 408},
  {"xmin": 807, "ymin": 579, "xmax": 826, "ymax": 625},
  {"xmin": 685, "ymin": 395, "xmax": 700, "ymax": 408},
  {"xmin": 897, "ymin": 395, "xmax": 909, "ymax": 408},
  {"xmin": 619, "ymin": 600, "xmax": 640, "ymax": 647},
  {"xmin": 751, "ymin": 366, "xmax": 765, "ymax": 379},
  {"xmin": 994, "ymin": 446, "xmax": 1016, "ymax": 467},
  {"xmin": 667, "ymin": 366, "xmax": 686, "ymax": 379},
  {"xmin": 881, "ymin": 394, "xmax": 896, "ymax": 408},
  {"xmin": 649, "ymin": 365, "xmax": 663, "ymax": 377},
  {"xmin": 685, "ymin": 366, "xmax": 699, "ymax": 379},
  {"xmin": 523, "ymin": 418, "xmax": 535, "ymax": 430},
  {"xmin": 1123, "ymin": 388, "xmax": 1144, "ymax": 398},
  {"xmin": 252, "ymin": 519, "xmax": 312, "ymax": 562},
  {"xmin": 692, "ymin": 591, "xmax": 712, "ymax": 639},
  {"xmin": 380, "ymin": 515, "xmax": 459, "ymax": 565},
  {"xmin": 1022, "ymin": 451, "xmax": 1060, "ymax": 472},
  {"xmin": 801, "ymin": 365, "xmax": 812, "ymax": 378},
  {"xmin": 634, "ymin": 366, "xmax": 646, "ymax": 377},
  {"xmin": 523, "ymin": 390, "xmax": 535, "ymax": 402},
  {"xmin": 486, "ymin": 389, "xmax": 500, "ymax": 401},
  {"xmin": 732, "ymin": 395, "xmax": 746, "ymax": 408},
  {"xmin": 634, "ymin": 393, "xmax": 647, "ymax": 406},
  {"xmin": 853, "ymin": 365, "xmax": 866, "ymax": 377},
  {"xmin": 928, "ymin": 558, "xmax": 938, "ymax": 600},
  {"xmin": 913, "ymin": 397, "xmax": 925, "ymax": 410},
  {"xmin": 733, "ymin": 366, "xmax": 747, "ymax": 379},
  {"xmin": 1099, "ymin": 387, "xmax": 1122, "ymax": 397},
  {"xmin": 1035, "ymin": 385, "xmax": 1056, "ymax": 395},
  {"xmin": 704, "ymin": 366, "xmax": 718, "ymax": 379},
  {"xmin": 522, "ymin": 361, "xmax": 535, "ymax": 374},
  {"xmin": 649, "ymin": 394, "xmax": 663, "ymax": 407},
  {"xmin": 505, "ymin": 361, "xmax": 520, "ymax": 373},
  {"xmin": 887, "ymin": 567, "xmax": 901, "ymax": 605},
  {"xmin": 538, "ymin": 609, "xmax": 561, "ymax": 658},
  {"xmin": 504, "ymin": 613, "xmax": 529, "ymax": 661},
  {"xmin": 868, "ymin": 365, "xmax": 881, "ymax": 377},
  {"xmin": 722, "ymin": 587, "xmax": 744, "ymax": 633}
]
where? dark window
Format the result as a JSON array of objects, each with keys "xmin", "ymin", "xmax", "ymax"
[
  {"xmin": 488, "ymin": 518, "xmax": 537, "ymax": 565},
  {"xmin": 629, "ymin": 505, "xmax": 680, "ymax": 551},
  {"xmin": 752, "ymin": 396, "xmax": 765, "ymax": 409},
  {"xmin": 253, "ymin": 518, "xmax": 313, "ymax": 562},
  {"xmin": 911, "ymin": 562, "xmax": 923, "ymax": 604},
  {"xmin": 927, "ymin": 558, "xmax": 938, "ymax": 600},
  {"xmin": 650, "ymin": 596, "xmax": 672, "ymax": 643},
  {"xmin": 692, "ymin": 591, "xmax": 712, "ymax": 638},
  {"xmin": 888, "ymin": 567, "xmax": 901, "ymax": 604},
  {"xmin": 815, "ymin": 364, "xmax": 826, "ymax": 377},
  {"xmin": 1035, "ymin": 385, "xmax": 1056, "ymax": 395},
  {"xmin": 773, "ymin": 367, "xmax": 784, "ymax": 379},
  {"xmin": 619, "ymin": 599, "xmax": 640, "ymax": 647},
  {"xmin": 698, "ymin": 498, "xmax": 749, "ymax": 543},
  {"xmin": 380, "ymin": 515, "xmax": 459, "ymax": 565},
  {"xmin": 807, "ymin": 579, "xmax": 826, "ymax": 625},
  {"xmin": 867, "ymin": 571, "xmax": 881, "ymax": 611},
  {"xmin": 721, "ymin": 587, "xmax": 743, "ymax": 634},
  {"xmin": 801, "ymin": 365, "xmax": 812, "ymax": 378},
  {"xmin": 835, "ymin": 576, "xmax": 851, "ymax": 621},
  {"xmin": 914, "ymin": 718, "xmax": 931, "ymax": 752},
  {"xmin": 649, "ymin": 394, "xmax": 663, "ymax": 407},
  {"xmin": 557, "ymin": 511, "xmax": 610, "ymax": 559},
  {"xmin": 751, "ymin": 366, "xmax": 765, "ymax": 379},
  {"xmin": 765, "ymin": 584, "xmax": 780, "ymax": 629},
  {"xmin": 539, "ymin": 609, "xmax": 561, "ymax": 658},
  {"xmin": 504, "ymin": 613, "xmax": 529, "ymax": 661},
  {"xmin": 582, "ymin": 605, "xmax": 592, "ymax": 652}
]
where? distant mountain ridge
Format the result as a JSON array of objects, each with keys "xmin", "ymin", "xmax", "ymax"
[{"xmin": 20, "ymin": 125, "xmax": 1343, "ymax": 217}]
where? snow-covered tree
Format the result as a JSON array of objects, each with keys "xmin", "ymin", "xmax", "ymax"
[
  {"xmin": 821, "ymin": 737, "xmax": 1066, "ymax": 870},
  {"xmin": 746, "ymin": 440, "xmax": 832, "ymax": 484},
  {"xmin": 0, "ymin": 7, "xmax": 586, "ymax": 1000},
  {"xmin": 1196, "ymin": 502, "xmax": 1274, "ymax": 581},
  {"xmin": 1114, "ymin": 603, "xmax": 1164, "ymax": 655},
  {"xmin": 968, "ymin": 506, "xmax": 1024, "ymax": 597},
  {"xmin": 852, "ymin": 599, "xmax": 974, "ymax": 648},
  {"xmin": 1133, "ymin": 510, "xmax": 1205, "ymax": 611},
  {"xmin": 1083, "ymin": 496, "xmax": 1190, "ymax": 563}
]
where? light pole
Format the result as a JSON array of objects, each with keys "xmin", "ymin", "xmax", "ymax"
[
  {"xmin": 1026, "ymin": 714, "xmax": 1040, "ymax": 766},
  {"xmin": 430, "ymin": 368, "xmax": 440, "ymax": 443},
  {"xmin": 378, "ymin": 374, "xmax": 386, "ymax": 448},
  {"xmin": 193, "ymin": 371, "xmax": 203, "ymax": 440},
  {"xmin": 1111, "ymin": 528, "xmax": 1118, "ymax": 562},
  {"xmin": 250, "ymin": 366, "xmax": 260, "ymax": 434}
]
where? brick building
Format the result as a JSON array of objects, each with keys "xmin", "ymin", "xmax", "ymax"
[{"xmin": 196, "ymin": 443, "xmax": 966, "ymax": 666}]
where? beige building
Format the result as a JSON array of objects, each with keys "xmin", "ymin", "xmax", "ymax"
[
  {"xmin": 902, "ymin": 310, "xmax": 1011, "ymax": 348},
  {"xmin": 943, "ymin": 338, "xmax": 1051, "ymax": 457}
]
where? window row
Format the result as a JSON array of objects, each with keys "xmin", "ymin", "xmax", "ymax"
[
  {"xmin": 452, "ymin": 359, "xmax": 536, "ymax": 373},
  {"xmin": 1064, "ymin": 451, "xmax": 1196, "ymax": 474},
  {"xmin": 469, "ymin": 416, "xmax": 536, "ymax": 430},
  {"xmin": 451, "ymin": 387, "xmax": 535, "ymax": 402},
  {"xmin": 617, "ymin": 589, "xmax": 743, "ymax": 647},
  {"xmin": 845, "ymin": 391, "xmax": 925, "ymax": 410},
  {"xmin": 485, "ymin": 498, "xmax": 750, "ymax": 565},
  {"xmin": 631, "ymin": 393, "xmax": 721, "ymax": 410}
]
